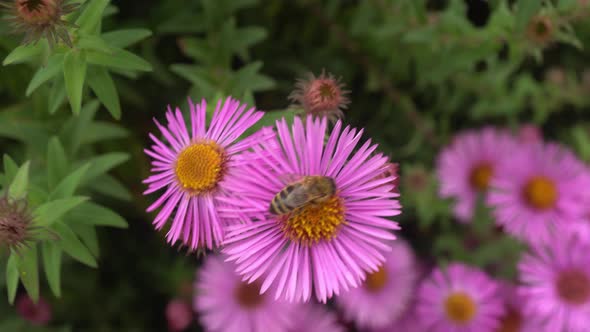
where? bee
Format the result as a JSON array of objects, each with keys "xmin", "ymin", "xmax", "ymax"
[{"xmin": 270, "ymin": 175, "xmax": 336, "ymax": 215}]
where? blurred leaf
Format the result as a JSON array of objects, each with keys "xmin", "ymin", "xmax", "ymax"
[
  {"xmin": 26, "ymin": 54, "xmax": 64, "ymax": 96},
  {"xmin": 76, "ymin": 0, "xmax": 110, "ymax": 34},
  {"xmin": 88, "ymin": 174, "xmax": 132, "ymax": 201},
  {"xmin": 2, "ymin": 154, "xmax": 19, "ymax": 188},
  {"xmin": 515, "ymin": 0, "xmax": 542, "ymax": 31},
  {"xmin": 42, "ymin": 242, "xmax": 62, "ymax": 297},
  {"xmin": 47, "ymin": 137, "xmax": 68, "ymax": 189},
  {"xmin": 71, "ymin": 224, "xmax": 100, "ymax": 257},
  {"xmin": 8, "ymin": 161, "xmax": 30, "ymax": 200},
  {"xmin": 34, "ymin": 196, "xmax": 89, "ymax": 226},
  {"xmin": 102, "ymin": 29, "xmax": 152, "ymax": 48},
  {"xmin": 83, "ymin": 153, "xmax": 129, "ymax": 182},
  {"xmin": 63, "ymin": 50, "xmax": 88, "ymax": 115},
  {"xmin": 86, "ymin": 49, "xmax": 152, "ymax": 72},
  {"xmin": 49, "ymin": 76, "xmax": 67, "ymax": 114},
  {"xmin": 78, "ymin": 35, "xmax": 114, "ymax": 53},
  {"xmin": 87, "ymin": 67, "xmax": 121, "ymax": 119},
  {"xmin": 53, "ymin": 223, "xmax": 98, "ymax": 268},
  {"xmin": 67, "ymin": 202, "xmax": 128, "ymax": 228}
]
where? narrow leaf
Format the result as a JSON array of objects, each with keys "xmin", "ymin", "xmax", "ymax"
[
  {"xmin": 26, "ymin": 54, "xmax": 64, "ymax": 96},
  {"xmin": 63, "ymin": 51, "xmax": 87, "ymax": 115},
  {"xmin": 71, "ymin": 224, "xmax": 100, "ymax": 257},
  {"xmin": 2, "ymin": 155, "xmax": 18, "ymax": 187},
  {"xmin": 47, "ymin": 137, "xmax": 68, "ymax": 189},
  {"xmin": 77, "ymin": 35, "xmax": 113, "ymax": 52},
  {"xmin": 54, "ymin": 223, "xmax": 98, "ymax": 268},
  {"xmin": 34, "ymin": 196, "xmax": 89, "ymax": 226},
  {"xmin": 102, "ymin": 29, "xmax": 152, "ymax": 48},
  {"xmin": 3, "ymin": 43, "xmax": 43, "ymax": 65},
  {"xmin": 50, "ymin": 164, "xmax": 90, "ymax": 200},
  {"xmin": 9, "ymin": 161, "xmax": 30, "ymax": 200},
  {"xmin": 42, "ymin": 242, "xmax": 62, "ymax": 297},
  {"xmin": 83, "ymin": 153, "xmax": 129, "ymax": 182},
  {"xmin": 87, "ymin": 67, "xmax": 121, "ymax": 119},
  {"xmin": 76, "ymin": 0, "xmax": 110, "ymax": 34},
  {"xmin": 86, "ymin": 48, "xmax": 152, "ymax": 72},
  {"xmin": 49, "ymin": 76, "xmax": 67, "ymax": 114},
  {"xmin": 515, "ymin": 0, "xmax": 542, "ymax": 31},
  {"xmin": 67, "ymin": 202, "xmax": 128, "ymax": 228},
  {"xmin": 6, "ymin": 253, "xmax": 18, "ymax": 304},
  {"xmin": 18, "ymin": 245, "xmax": 39, "ymax": 302}
]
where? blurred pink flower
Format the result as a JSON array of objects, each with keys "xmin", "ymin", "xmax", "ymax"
[
  {"xmin": 15, "ymin": 294, "xmax": 51, "ymax": 326},
  {"xmin": 289, "ymin": 304, "xmax": 344, "ymax": 332},
  {"xmin": 166, "ymin": 299, "xmax": 192, "ymax": 332},
  {"xmin": 517, "ymin": 124, "xmax": 543, "ymax": 144}
]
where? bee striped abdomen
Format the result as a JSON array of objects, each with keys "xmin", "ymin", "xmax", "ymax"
[{"xmin": 270, "ymin": 185, "xmax": 294, "ymax": 215}]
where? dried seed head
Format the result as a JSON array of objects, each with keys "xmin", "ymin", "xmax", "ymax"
[
  {"xmin": 0, "ymin": 195, "xmax": 34, "ymax": 253},
  {"xmin": 1, "ymin": 0, "xmax": 79, "ymax": 47},
  {"xmin": 289, "ymin": 70, "xmax": 350, "ymax": 121}
]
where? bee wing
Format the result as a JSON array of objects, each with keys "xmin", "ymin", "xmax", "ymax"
[
  {"xmin": 286, "ymin": 188, "xmax": 311, "ymax": 207},
  {"xmin": 279, "ymin": 173, "xmax": 304, "ymax": 185}
]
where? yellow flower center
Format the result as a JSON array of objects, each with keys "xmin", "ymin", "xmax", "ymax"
[
  {"xmin": 234, "ymin": 282, "xmax": 264, "ymax": 308},
  {"xmin": 522, "ymin": 176, "xmax": 557, "ymax": 210},
  {"xmin": 556, "ymin": 269, "xmax": 590, "ymax": 305},
  {"xmin": 496, "ymin": 308, "xmax": 522, "ymax": 332},
  {"xmin": 175, "ymin": 142, "xmax": 224, "ymax": 194},
  {"xmin": 469, "ymin": 163, "xmax": 493, "ymax": 191},
  {"xmin": 444, "ymin": 292, "xmax": 477, "ymax": 324},
  {"xmin": 282, "ymin": 196, "xmax": 345, "ymax": 244},
  {"xmin": 365, "ymin": 266, "xmax": 388, "ymax": 292}
]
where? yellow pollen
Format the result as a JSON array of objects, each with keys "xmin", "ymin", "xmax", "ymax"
[
  {"xmin": 469, "ymin": 163, "xmax": 493, "ymax": 191},
  {"xmin": 522, "ymin": 176, "xmax": 557, "ymax": 210},
  {"xmin": 444, "ymin": 292, "xmax": 477, "ymax": 324},
  {"xmin": 365, "ymin": 266, "xmax": 388, "ymax": 292},
  {"xmin": 282, "ymin": 196, "xmax": 345, "ymax": 244},
  {"xmin": 175, "ymin": 142, "xmax": 224, "ymax": 193}
]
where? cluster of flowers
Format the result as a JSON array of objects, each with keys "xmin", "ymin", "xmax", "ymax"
[{"xmin": 434, "ymin": 126, "xmax": 590, "ymax": 331}]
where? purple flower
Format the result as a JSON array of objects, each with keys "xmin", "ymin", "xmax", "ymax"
[
  {"xmin": 166, "ymin": 299, "xmax": 192, "ymax": 332},
  {"xmin": 194, "ymin": 255, "xmax": 298, "ymax": 332},
  {"xmin": 290, "ymin": 304, "xmax": 344, "ymax": 332},
  {"xmin": 222, "ymin": 116, "xmax": 401, "ymax": 302},
  {"xmin": 487, "ymin": 142, "xmax": 590, "ymax": 244},
  {"xmin": 15, "ymin": 294, "xmax": 51, "ymax": 326},
  {"xmin": 518, "ymin": 233, "xmax": 590, "ymax": 332},
  {"xmin": 336, "ymin": 239, "xmax": 417, "ymax": 329},
  {"xmin": 437, "ymin": 127, "xmax": 515, "ymax": 222},
  {"xmin": 416, "ymin": 263, "xmax": 503, "ymax": 332},
  {"xmin": 143, "ymin": 97, "xmax": 273, "ymax": 251}
]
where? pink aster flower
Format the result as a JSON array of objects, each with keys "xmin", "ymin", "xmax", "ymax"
[
  {"xmin": 194, "ymin": 255, "xmax": 298, "ymax": 332},
  {"xmin": 517, "ymin": 124, "xmax": 543, "ymax": 145},
  {"xmin": 143, "ymin": 97, "xmax": 273, "ymax": 251},
  {"xmin": 487, "ymin": 142, "xmax": 590, "ymax": 244},
  {"xmin": 436, "ymin": 127, "xmax": 515, "ymax": 222},
  {"xmin": 416, "ymin": 263, "xmax": 504, "ymax": 332},
  {"xmin": 336, "ymin": 239, "xmax": 417, "ymax": 329},
  {"xmin": 494, "ymin": 282, "xmax": 542, "ymax": 332},
  {"xmin": 221, "ymin": 115, "xmax": 401, "ymax": 303},
  {"xmin": 166, "ymin": 299, "xmax": 193, "ymax": 332},
  {"xmin": 289, "ymin": 304, "xmax": 344, "ymax": 332},
  {"xmin": 518, "ymin": 233, "xmax": 590, "ymax": 332}
]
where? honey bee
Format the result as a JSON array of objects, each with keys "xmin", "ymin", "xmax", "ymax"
[{"xmin": 269, "ymin": 176, "xmax": 336, "ymax": 215}]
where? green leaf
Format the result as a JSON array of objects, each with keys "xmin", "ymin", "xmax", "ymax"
[
  {"xmin": 71, "ymin": 224, "xmax": 100, "ymax": 257},
  {"xmin": 3, "ymin": 43, "xmax": 43, "ymax": 65},
  {"xmin": 2, "ymin": 154, "xmax": 19, "ymax": 187},
  {"xmin": 63, "ymin": 51, "xmax": 88, "ymax": 115},
  {"xmin": 87, "ymin": 67, "xmax": 121, "ymax": 119},
  {"xmin": 49, "ymin": 76, "xmax": 67, "ymax": 114},
  {"xmin": 9, "ymin": 161, "xmax": 30, "ymax": 200},
  {"xmin": 102, "ymin": 29, "xmax": 152, "ymax": 48},
  {"xmin": 34, "ymin": 196, "xmax": 89, "ymax": 226},
  {"xmin": 515, "ymin": 0, "xmax": 542, "ymax": 31},
  {"xmin": 6, "ymin": 253, "xmax": 19, "ymax": 304},
  {"xmin": 42, "ymin": 242, "xmax": 62, "ymax": 297},
  {"xmin": 86, "ymin": 48, "xmax": 152, "ymax": 72},
  {"xmin": 88, "ymin": 174, "xmax": 132, "ymax": 201},
  {"xmin": 78, "ymin": 35, "xmax": 114, "ymax": 53},
  {"xmin": 54, "ymin": 223, "xmax": 98, "ymax": 268},
  {"xmin": 76, "ymin": 0, "xmax": 110, "ymax": 34},
  {"xmin": 18, "ymin": 245, "xmax": 39, "ymax": 302},
  {"xmin": 26, "ymin": 54, "xmax": 64, "ymax": 96},
  {"xmin": 50, "ymin": 164, "xmax": 90, "ymax": 200},
  {"xmin": 67, "ymin": 202, "xmax": 128, "ymax": 228},
  {"xmin": 83, "ymin": 153, "xmax": 129, "ymax": 182},
  {"xmin": 47, "ymin": 137, "xmax": 68, "ymax": 189}
]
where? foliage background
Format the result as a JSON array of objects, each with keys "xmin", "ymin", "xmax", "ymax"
[{"xmin": 1, "ymin": 0, "xmax": 590, "ymax": 330}]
